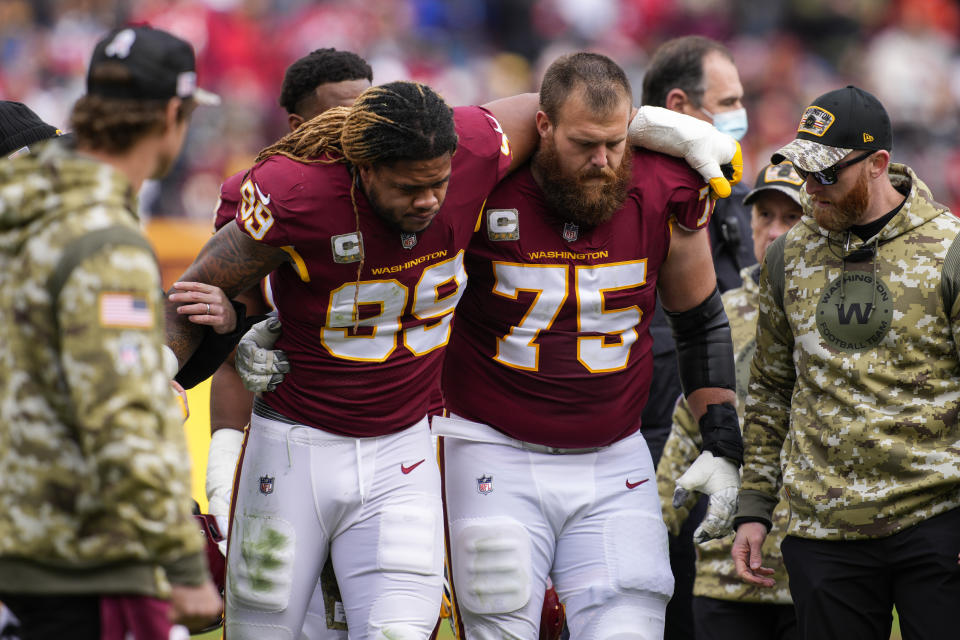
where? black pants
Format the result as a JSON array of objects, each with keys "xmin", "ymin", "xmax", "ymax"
[
  {"xmin": 1, "ymin": 595, "xmax": 99, "ymax": 640},
  {"xmin": 781, "ymin": 506, "xmax": 960, "ymax": 640},
  {"xmin": 664, "ymin": 496, "xmax": 707, "ymax": 640},
  {"xmin": 692, "ymin": 596, "xmax": 797, "ymax": 640}
]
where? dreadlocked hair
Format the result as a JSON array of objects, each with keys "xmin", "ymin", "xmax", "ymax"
[
  {"xmin": 256, "ymin": 81, "xmax": 457, "ymax": 166},
  {"xmin": 255, "ymin": 81, "xmax": 458, "ymax": 329}
]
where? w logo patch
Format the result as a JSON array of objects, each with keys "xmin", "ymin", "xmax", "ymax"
[
  {"xmin": 835, "ymin": 302, "xmax": 873, "ymax": 325},
  {"xmin": 816, "ymin": 272, "xmax": 892, "ymax": 351}
]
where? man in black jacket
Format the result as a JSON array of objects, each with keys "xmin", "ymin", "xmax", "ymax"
[{"xmin": 640, "ymin": 34, "xmax": 755, "ymax": 640}]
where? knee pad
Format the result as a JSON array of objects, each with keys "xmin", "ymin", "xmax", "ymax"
[
  {"xmin": 225, "ymin": 620, "xmax": 295, "ymax": 640},
  {"xmin": 368, "ymin": 592, "xmax": 442, "ymax": 640},
  {"xmin": 227, "ymin": 514, "xmax": 297, "ymax": 612},
  {"xmin": 450, "ymin": 516, "xmax": 532, "ymax": 615},
  {"xmin": 378, "ymin": 501, "xmax": 442, "ymax": 575},
  {"xmin": 577, "ymin": 601, "xmax": 666, "ymax": 640},
  {"xmin": 368, "ymin": 624, "xmax": 424, "ymax": 640}
]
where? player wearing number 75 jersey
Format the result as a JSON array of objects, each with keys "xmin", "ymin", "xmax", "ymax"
[
  {"xmin": 166, "ymin": 74, "xmax": 741, "ymax": 639},
  {"xmin": 434, "ymin": 53, "xmax": 742, "ymax": 640}
]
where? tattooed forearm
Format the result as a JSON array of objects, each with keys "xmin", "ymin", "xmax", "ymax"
[{"xmin": 164, "ymin": 223, "xmax": 287, "ymax": 365}]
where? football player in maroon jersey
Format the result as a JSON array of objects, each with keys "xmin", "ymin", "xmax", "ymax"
[
  {"xmin": 430, "ymin": 53, "xmax": 742, "ymax": 640},
  {"xmin": 165, "ymin": 81, "xmax": 534, "ymax": 640},
  {"xmin": 169, "ymin": 48, "xmax": 374, "ymax": 639}
]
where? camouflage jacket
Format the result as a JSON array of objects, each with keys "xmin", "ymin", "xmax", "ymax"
[
  {"xmin": 0, "ymin": 141, "xmax": 206, "ymax": 597},
  {"xmin": 737, "ymin": 164, "xmax": 960, "ymax": 540},
  {"xmin": 657, "ymin": 265, "xmax": 791, "ymax": 603}
]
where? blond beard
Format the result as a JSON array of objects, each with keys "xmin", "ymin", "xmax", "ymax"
[{"xmin": 813, "ymin": 169, "xmax": 870, "ymax": 231}]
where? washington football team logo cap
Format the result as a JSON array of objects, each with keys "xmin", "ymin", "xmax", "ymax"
[
  {"xmin": 771, "ymin": 85, "xmax": 891, "ymax": 173},
  {"xmin": 742, "ymin": 161, "xmax": 804, "ymax": 207}
]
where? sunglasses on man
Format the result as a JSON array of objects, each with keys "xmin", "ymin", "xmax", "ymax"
[{"xmin": 795, "ymin": 150, "xmax": 875, "ymax": 186}]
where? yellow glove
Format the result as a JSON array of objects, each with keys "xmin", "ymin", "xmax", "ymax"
[{"xmin": 628, "ymin": 106, "xmax": 741, "ymax": 199}]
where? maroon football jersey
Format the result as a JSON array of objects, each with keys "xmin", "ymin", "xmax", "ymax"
[
  {"xmin": 214, "ymin": 170, "xmax": 277, "ymax": 308},
  {"xmin": 234, "ymin": 106, "xmax": 511, "ymax": 436},
  {"xmin": 213, "ymin": 170, "xmax": 244, "ymax": 231},
  {"xmin": 443, "ymin": 148, "xmax": 714, "ymax": 448}
]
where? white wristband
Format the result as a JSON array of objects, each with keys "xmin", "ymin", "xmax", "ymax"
[
  {"xmin": 206, "ymin": 428, "xmax": 244, "ymax": 518},
  {"xmin": 161, "ymin": 345, "xmax": 180, "ymax": 379}
]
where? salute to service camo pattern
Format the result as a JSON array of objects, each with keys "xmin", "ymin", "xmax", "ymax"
[
  {"xmin": 657, "ymin": 264, "xmax": 791, "ymax": 603},
  {"xmin": 0, "ymin": 141, "xmax": 205, "ymax": 596},
  {"xmin": 738, "ymin": 164, "xmax": 960, "ymax": 539}
]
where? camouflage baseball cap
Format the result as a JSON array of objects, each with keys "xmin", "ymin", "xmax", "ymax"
[
  {"xmin": 742, "ymin": 161, "xmax": 804, "ymax": 207},
  {"xmin": 771, "ymin": 85, "xmax": 891, "ymax": 172},
  {"xmin": 87, "ymin": 25, "xmax": 220, "ymax": 105}
]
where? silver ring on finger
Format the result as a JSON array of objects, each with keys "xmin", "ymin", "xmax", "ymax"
[{"xmin": 206, "ymin": 303, "xmax": 211, "ymax": 315}]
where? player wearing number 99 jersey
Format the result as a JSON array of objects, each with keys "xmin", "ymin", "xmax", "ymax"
[
  {"xmin": 234, "ymin": 102, "xmax": 511, "ymax": 436},
  {"xmin": 433, "ymin": 53, "xmax": 739, "ymax": 640},
  {"xmin": 164, "ymin": 82, "xmax": 534, "ymax": 640}
]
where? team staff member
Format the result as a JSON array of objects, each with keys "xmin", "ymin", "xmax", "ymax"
[
  {"xmin": 432, "ymin": 53, "xmax": 741, "ymax": 640},
  {"xmin": 733, "ymin": 86, "xmax": 960, "ymax": 639},
  {"xmin": 0, "ymin": 25, "xmax": 221, "ymax": 638},
  {"xmin": 657, "ymin": 162, "xmax": 805, "ymax": 640}
]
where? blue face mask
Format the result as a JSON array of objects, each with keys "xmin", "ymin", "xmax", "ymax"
[{"xmin": 702, "ymin": 106, "xmax": 748, "ymax": 141}]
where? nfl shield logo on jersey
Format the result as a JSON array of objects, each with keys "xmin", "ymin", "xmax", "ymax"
[
  {"xmin": 400, "ymin": 232, "xmax": 418, "ymax": 250},
  {"xmin": 259, "ymin": 475, "xmax": 274, "ymax": 495},
  {"xmin": 562, "ymin": 222, "xmax": 579, "ymax": 242},
  {"xmin": 477, "ymin": 474, "xmax": 493, "ymax": 495}
]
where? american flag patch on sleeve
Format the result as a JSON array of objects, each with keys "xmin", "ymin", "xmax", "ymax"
[{"xmin": 99, "ymin": 292, "xmax": 154, "ymax": 328}]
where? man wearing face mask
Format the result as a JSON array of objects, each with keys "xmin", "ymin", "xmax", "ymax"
[
  {"xmin": 642, "ymin": 36, "xmax": 753, "ymax": 294},
  {"xmin": 639, "ymin": 35, "xmax": 755, "ymax": 640}
]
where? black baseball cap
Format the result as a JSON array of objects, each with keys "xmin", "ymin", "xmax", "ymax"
[
  {"xmin": 742, "ymin": 161, "xmax": 804, "ymax": 207},
  {"xmin": 87, "ymin": 25, "xmax": 219, "ymax": 105},
  {"xmin": 771, "ymin": 86, "xmax": 891, "ymax": 173},
  {"xmin": 0, "ymin": 101, "xmax": 62, "ymax": 157}
]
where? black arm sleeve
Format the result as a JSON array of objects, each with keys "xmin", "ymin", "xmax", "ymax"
[
  {"xmin": 174, "ymin": 300, "xmax": 266, "ymax": 389},
  {"xmin": 663, "ymin": 287, "xmax": 736, "ymax": 397}
]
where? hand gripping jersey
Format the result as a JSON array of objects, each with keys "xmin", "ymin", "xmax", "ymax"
[
  {"xmin": 234, "ymin": 107, "xmax": 511, "ymax": 436},
  {"xmin": 443, "ymin": 149, "xmax": 713, "ymax": 448}
]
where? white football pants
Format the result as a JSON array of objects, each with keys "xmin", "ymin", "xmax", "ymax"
[
  {"xmin": 225, "ymin": 413, "xmax": 444, "ymax": 640},
  {"xmin": 435, "ymin": 414, "xmax": 673, "ymax": 640}
]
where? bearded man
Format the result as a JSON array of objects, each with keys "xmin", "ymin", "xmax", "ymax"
[
  {"xmin": 431, "ymin": 52, "xmax": 742, "ymax": 640},
  {"xmin": 732, "ymin": 85, "xmax": 960, "ymax": 639}
]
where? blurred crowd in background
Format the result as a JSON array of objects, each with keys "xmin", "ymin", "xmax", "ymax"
[{"xmin": 2, "ymin": 0, "xmax": 959, "ymax": 220}]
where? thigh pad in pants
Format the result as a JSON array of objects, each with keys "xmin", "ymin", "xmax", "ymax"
[
  {"xmin": 450, "ymin": 516, "xmax": 531, "ymax": 615},
  {"xmin": 228, "ymin": 514, "xmax": 297, "ymax": 612}
]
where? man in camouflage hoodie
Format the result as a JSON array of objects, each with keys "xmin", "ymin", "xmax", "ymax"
[
  {"xmin": 732, "ymin": 86, "xmax": 960, "ymax": 639},
  {"xmin": 0, "ymin": 25, "xmax": 222, "ymax": 638},
  {"xmin": 658, "ymin": 161, "xmax": 804, "ymax": 640}
]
